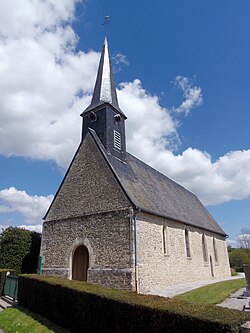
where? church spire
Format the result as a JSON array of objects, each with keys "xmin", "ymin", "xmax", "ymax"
[
  {"xmin": 81, "ymin": 37, "xmax": 126, "ymax": 117},
  {"xmin": 81, "ymin": 37, "xmax": 127, "ymax": 161}
]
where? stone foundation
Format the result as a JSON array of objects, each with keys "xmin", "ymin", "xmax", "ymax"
[{"xmin": 88, "ymin": 268, "xmax": 133, "ymax": 289}]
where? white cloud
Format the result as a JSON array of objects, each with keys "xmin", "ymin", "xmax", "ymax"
[
  {"xmin": 118, "ymin": 79, "xmax": 179, "ymax": 158},
  {"xmin": 113, "ymin": 53, "xmax": 129, "ymax": 72},
  {"xmin": 0, "ymin": 187, "xmax": 53, "ymax": 224},
  {"xmin": 174, "ymin": 76, "xmax": 203, "ymax": 114},
  {"xmin": 114, "ymin": 53, "xmax": 129, "ymax": 66},
  {"xmin": 0, "ymin": 0, "xmax": 98, "ymax": 168},
  {"xmin": 0, "ymin": 223, "xmax": 42, "ymax": 233},
  {"xmin": 0, "ymin": 225, "xmax": 9, "ymax": 233},
  {"xmin": 0, "ymin": 205, "xmax": 12, "ymax": 213},
  {"xmin": 0, "ymin": 0, "xmax": 249, "ymax": 224},
  {"xmin": 0, "ymin": 0, "xmax": 78, "ymax": 38},
  {"xmin": 18, "ymin": 224, "xmax": 43, "ymax": 233},
  {"xmin": 118, "ymin": 80, "xmax": 250, "ymax": 206},
  {"xmin": 237, "ymin": 228, "xmax": 250, "ymax": 249},
  {"xmin": 226, "ymin": 238, "xmax": 239, "ymax": 248}
]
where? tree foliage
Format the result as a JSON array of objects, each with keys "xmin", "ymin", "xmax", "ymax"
[
  {"xmin": 22, "ymin": 231, "xmax": 42, "ymax": 274},
  {"xmin": 229, "ymin": 248, "xmax": 250, "ymax": 271},
  {"xmin": 237, "ymin": 227, "xmax": 250, "ymax": 262},
  {"xmin": 0, "ymin": 227, "xmax": 41, "ymax": 275}
]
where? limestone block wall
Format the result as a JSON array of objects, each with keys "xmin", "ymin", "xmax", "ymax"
[
  {"xmin": 40, "ymin": 209, "xmax": 133, "ymax": 289},
  {"xmin": 136, "ymin": 212, "xmax": 231, "ymax": 293}
]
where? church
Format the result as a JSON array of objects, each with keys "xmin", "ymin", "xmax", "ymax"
[{"xmin": 40, "ymin": 37, "xmax": 231, "ymax": 293}]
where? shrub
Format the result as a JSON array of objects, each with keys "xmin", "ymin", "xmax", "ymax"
[
  {"xmin": 18, "ymin": 275, "xmax": 250, "ymax": 333},
  {"xmin": 0, "ymin": 227, "xmax": 41, "ymax": 275},
  {"xmin": 229, "ymin": 248, "xmax": 250, "ymax": 271},
  {"xmin": 236, "ymin": 267, "xmax": 245, "ymax": 273},
  {"xmin": 21, "ymin": 232, "xmax": 41, "ymax": 274}
]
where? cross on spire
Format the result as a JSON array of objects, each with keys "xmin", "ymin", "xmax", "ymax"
[
  {"xmin": 103, "ymin": 15, "xmax": 110, "ymax": 26},
  {"xmin": 102, "ymin": 15, "xmax": 110, "ymax": 36}
]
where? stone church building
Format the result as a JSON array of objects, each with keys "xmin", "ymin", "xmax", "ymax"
[{"xmin": 40, "ymin": 37, "xmax": 231, "ymax": 293}]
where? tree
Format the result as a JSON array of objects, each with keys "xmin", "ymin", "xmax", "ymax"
[
  {"xmin": 229, "ymin": 248, "xmax": 250, "ymax": 271},
  {"xmin": 237, "ymin": 227, "xmax": 250, "ymax": 261},
  {"xmin": 21, "ymin": 231, "xmax": 42, "ymax": 274},
  {"xmin": 0, "ymin": 227, "xmax": 41, "ymax": 275}
]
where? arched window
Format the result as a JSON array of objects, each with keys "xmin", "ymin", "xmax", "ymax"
[
  {"xmin": 213, "ymin": 237, "xmax": 218, "ymax": 263},
  {"xmin": 202, "ymin": 234, "xmax": 208, "ymax": 263},
  {"xmin": 162, "ymin": 225, "xmax": 169, "ymax": 255},
  {"xmin": 185, "ymin": 229, "xmax": 191, "ymax": 258}
]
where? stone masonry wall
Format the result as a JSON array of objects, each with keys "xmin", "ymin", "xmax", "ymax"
[
  {"xmin": 45, "ymin": 133, "xmax": 130, "ymax": 221},
  {"xmin": 136, "ymin": 212, "xmax": 231, "ymax": 293},
  {"xmin": 41, "ymin": 209, "xmax": 133, "ymax": 289}
]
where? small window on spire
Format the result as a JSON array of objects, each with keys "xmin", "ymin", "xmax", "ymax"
[
  {"xmin": 89, "ymin": 111, "xmax": 97, "ymax": 122},
  {"xmin": 114, "ymin": 130, "xmax": 121, "ymax": 150}
]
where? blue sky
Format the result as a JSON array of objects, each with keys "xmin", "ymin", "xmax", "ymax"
[{"xmin": 0, "ymin": 0, "xmax": 249, "ymax": 244}]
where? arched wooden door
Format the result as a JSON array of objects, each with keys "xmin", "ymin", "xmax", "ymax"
[{"xmin": 72, "ymin": 245, "xmax": 89, "ymax": 281}]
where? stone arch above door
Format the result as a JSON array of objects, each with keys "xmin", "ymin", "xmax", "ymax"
[{"xmin": 68, "ymin": 237, "xmax": 95, "ymax": 280}]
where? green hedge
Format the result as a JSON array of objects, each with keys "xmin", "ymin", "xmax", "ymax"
[
  {"xmin": 0, "ymin": 269, "xmax": 16, "ymax": 295},
  {"xmin": 18, "ymin": 275, "xmax": 250, "ymax": 333},
  {"xmin": 0, "ymin": 227, "xmax": 41, "ymax": 275}
]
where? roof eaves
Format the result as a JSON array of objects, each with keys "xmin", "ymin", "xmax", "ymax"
[
  {"xmin": 138, "ymin": 207, "xmax": 227, "ymax": 237},
  {"xmin": 86, "ymin": 129, "xmax": 227, "ymax": 237},
  {"xmin": 81, "ymin": 101, "xmax": 127, "ymax": 119}
]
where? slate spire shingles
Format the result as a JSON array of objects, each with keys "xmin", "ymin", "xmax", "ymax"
[{"xmin": 81, "ymin": 37, "xmax": 126, "ymax": 117}]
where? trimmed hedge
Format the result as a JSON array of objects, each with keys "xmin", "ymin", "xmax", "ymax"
[
  {"xmin": 18, "ymin": 275, "xmax": 250, "ymax": 333},
  {"xmin": 0, "ymin": 269, "xmax": 16, "ymax": 295}
]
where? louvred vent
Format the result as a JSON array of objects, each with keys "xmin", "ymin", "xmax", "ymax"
[{"xmin": 114, "ymin": 130, "xmax": 121, "ymax": 150}]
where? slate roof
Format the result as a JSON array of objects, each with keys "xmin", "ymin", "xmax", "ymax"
[
  {"xmin": 81, "ymin": 37, "xmax": 126, "ymax": 118},
  {"xmin": 89, "ymin": 129, "xmax": 227, "ymax": 236}
]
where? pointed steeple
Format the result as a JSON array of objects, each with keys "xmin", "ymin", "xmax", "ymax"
[
  {"xmin": 81, "ymin": 37, "xmax": 126, "ymax": 117},
  {"xmin": 81, "ymin": 37, "xmax": 127, "ymax": 161}
]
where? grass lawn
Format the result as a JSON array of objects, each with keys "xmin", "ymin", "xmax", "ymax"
[
  {"xmin": 0, "ymin": 306, "xmax": 69, "ymax": 333},
  {"xmin": 175, "ymin": 278, "xmax": 246, "ymax": 305}
]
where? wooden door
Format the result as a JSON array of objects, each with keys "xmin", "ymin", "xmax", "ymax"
[{"xmin": 72, "ymin": 245, "xmax": 89, "ymax": 281}]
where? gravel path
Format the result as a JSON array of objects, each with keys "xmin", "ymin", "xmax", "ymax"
[{"xmin": 218, "ymin": 288, "xmax": 250, "ymax": 311}]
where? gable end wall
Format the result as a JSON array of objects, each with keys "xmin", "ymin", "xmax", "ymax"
[{"xmin": 45, "ymin": 133, "xmax": 130, "ymax": 221}]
